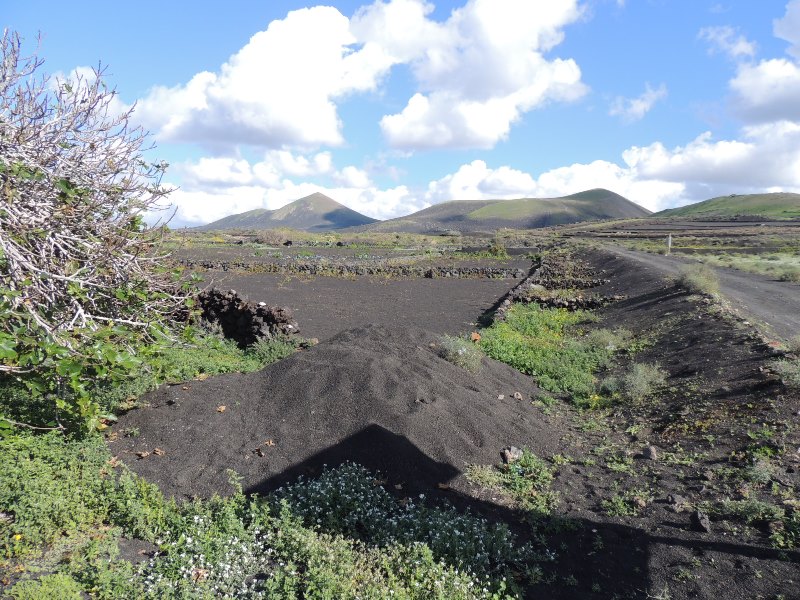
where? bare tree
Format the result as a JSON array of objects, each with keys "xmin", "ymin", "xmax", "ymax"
[{"xmin": 0, "ymin": 29, "xmax": 182, "ymax": 374}]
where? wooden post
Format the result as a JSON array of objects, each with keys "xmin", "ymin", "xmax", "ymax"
[{"xmin": 666, "ymin": 233, "xmax": 672, "ymax": 255}]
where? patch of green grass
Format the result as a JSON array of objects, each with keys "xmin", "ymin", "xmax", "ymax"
[
  {"xmin": 655, "ymin": 192, "xmax": 800, "ymax": 220},
  {"xmin": 601, "ymin": 488, "xmax": 653, "ymax": 517},
  {"xmin": 438, "ymin": 335, "xmax": 483, "ymax": 373},
  {"xmin": 466, "ymin": 449, "xmax": 559, "ymax": 517},
  {"xmin": 677, "ymin": 263, "xmax": 720, "ymax": 296},
  {"xmin": 694, "ymin": 252, "xmax": 800, "ymax": 283},
  {"xmin": 479, "ymin": 305, "xmax": 617, "ymax": 404},
  {"xmin": 705, "ymin": 498, "xmax": 784, "ymax": 525}
]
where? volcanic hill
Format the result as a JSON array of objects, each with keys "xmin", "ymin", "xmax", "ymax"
[
  {"xmin": 198, "ymin": 192, "xmax": 378, "ymax": 232},
  {"xmin": 357, "ymin": 188, "xmax": 650, "ymax": 234},
  {"xmin": 654, "ymin": 192, "xmax": 800, "ymax": 220}
]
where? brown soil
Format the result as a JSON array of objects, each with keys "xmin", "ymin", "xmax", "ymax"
[{"xmin": 111, "ymin": 247, "xmax": 800, "ymax": 599}]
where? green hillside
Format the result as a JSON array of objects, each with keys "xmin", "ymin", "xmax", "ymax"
[
  {"xmin": 655, "ymin": 193, "xmax": 800, "ymax": 220},
  {"xmin": 358, "ymin": 189, "xmax": 649, "ymax": 234},
  {"xmin": 467, "ymin": 189, "xmax": 647, "ymax": 221}
]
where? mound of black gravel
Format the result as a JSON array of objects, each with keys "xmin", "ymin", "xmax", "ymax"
[{"xmin": 112, "ymin": 325, "xmax": 558, "ymax": 500}]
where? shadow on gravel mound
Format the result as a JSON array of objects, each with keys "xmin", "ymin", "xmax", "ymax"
[{"xmin": 112, "ymin": 325, "xmax": 557, "ymax": 500}]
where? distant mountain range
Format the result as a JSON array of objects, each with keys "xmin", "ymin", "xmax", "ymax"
[
  {"xmin": 654, "ymin": 192, "xmax": 800, "ymax": 220},
  {"xmin": 198, "ymin": 188, "xmax": 650, "ymax": 234},
  {"xmin": 197, "ymin": 192, "xmax": 378, "ymax": 232}
]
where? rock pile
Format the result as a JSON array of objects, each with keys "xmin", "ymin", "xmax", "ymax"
[
  {"xmin": 515, "ymin": 292, "xmax": 625, "ymax": 310},
  {"xmin": 492, "ymin": 254, "xmax": 620, "ymax": 321},
  {"xmin": 197, "ymin": 289, "xmax": 299, "ymax": 347}
]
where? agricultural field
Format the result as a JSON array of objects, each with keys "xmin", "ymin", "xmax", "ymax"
[{"xmin": 4, "ymin": 226, "xmax": 800, "ymax": 599}]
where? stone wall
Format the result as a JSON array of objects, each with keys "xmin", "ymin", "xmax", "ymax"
[{"xmin": 178, "ymin": 259, "xmax": 525, "ymax": 280}]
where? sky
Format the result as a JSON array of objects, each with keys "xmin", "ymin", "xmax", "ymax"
[{"xmin": 5, "ymin": 0, "xmax": 800, "ymax": 226}]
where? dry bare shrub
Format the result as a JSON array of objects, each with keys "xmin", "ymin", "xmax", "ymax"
[
  {"xmin": 0, "ymin": 30, "xmax": 185, "ymax": 429},
  {"xmin": 0, "ymin": 29, "xmax": 181, "ymax": 356},
  {"xmin": 622, "ymin": 362, "xmax": 667, "ymax": 402},
  {"xmin": 438, "ymin": 335, "xmax": 483, "ymax": 373}
]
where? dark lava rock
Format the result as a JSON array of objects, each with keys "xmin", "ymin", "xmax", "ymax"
[
  {"xmin": 691, "ymin": 509, "xmax": 712, "ymax": 533},
  {"xmin": 197, "ymin": 289, "xmax": 299, "ymax": 347},
  {"xmin": 642, "ymin": 445, "xmax": 659, "ymax": 460},
  {"xmin": 501, "ymin": 446, "xmax": 523, "ymax": 464}
]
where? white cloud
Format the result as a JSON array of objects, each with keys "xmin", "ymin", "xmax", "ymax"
[
  {"xmin": 426, "ymin": 120, "xmax": 800, "ymax": 212},
  {"xmin": 423, "ymin": 159, "xmax": 684, "ymax": 212},
  {"xmin": 698, "ymin": 25, "xmax": 757, "ymax": 59},
  {"xmin": 623, "ymin": 123, "xmax": 800, "ymax": 189},
  {"xmin": 609, "ymin": 83, "xmax": 668, "ymax": 122},
  {"xmin": 730, "ymin": 58, "xmax": 800, "ymax": 123},
  {"xmin": 135, "ymin": 6, "xmax": 393, "ymax": 149},
  {"xmin": 353, "ymin": 0, "xmax": 587, "ymax": 149},
  {"xmin": 334, "ymin": 166, "xmax": 372, "ymax": 188},
  {"xmin": 134, "ymin": 0, "xmax": 587, "ymax": 153},
  {"xmin": 163, "ymin": 149, "xmax": 423, "ymax": 225},
  {"xmin": 162, "ymin": 110, "xmax": 800, "ymax": 226},
  {"xmin": 424, "ymin": 160, "xmax": 536, "ymax": 200},
  {"xmin": 775, "ymin": 0, "xmax": 800, "ymax": 59}
]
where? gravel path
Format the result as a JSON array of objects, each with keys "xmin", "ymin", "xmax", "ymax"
[{"xmin": 609, "ymin": 247, "xmax": 800, "ymax": 342}]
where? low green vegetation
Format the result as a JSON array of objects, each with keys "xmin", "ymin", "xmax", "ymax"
[
  {"xmin": 698, "ymin": 252, "xmax": 800, "ymax": 283},
  {"xmin": 466, "ymin": 449, "xmax": 559, "ymax": 517},
  {"xmin": 438, "ymin": 335, "xmax": 484, "ymax": 373},
  {"xmin": 677, "ymin": 263, "xmax": 720, "ymax": 295},
  {"xmin": 772, "ymin": 357, "xmax": 800, "ymax": 389},
  {"xmin": 479, "ymin": 304, "xmax": 624, "ymax": 405},
  {"xmin": 0, "ymin": 430, "xmax": 532, "ymax": 598},
  {"xmin": 601, "ymin": 488, "xmax": 652, "ymax": 517},
  {"xmin": 0, "ymin": 327, "xmax": 300, "ymax": 431},
  {"xmin": 619, "ymin": 362, "xmax": 667, "ymax": 403}
]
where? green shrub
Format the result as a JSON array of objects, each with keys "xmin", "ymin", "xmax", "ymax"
[
  {"xmin": 0, "ymin": 32, "xmax": 185, "ymax": 432},
  {"xmin": 438, "ymin": 335, "xmax": 483, "ymax": 373},
  {"xmin": 10, "ymin": 573, "xmax": 84, "ymax": 599},
  {"xmin": 777, "ymin": 267, "xmax": 800, "ymax": 283},
  {"xmin": 0, "ymin": 432, "xmax": 171, "ymax": 558},
  {"xmin": 584, "ymin": 328, "xmax": 632, "ymax": 352},
  {"xmin": 480, "ymin": 305, "xmax": 615, "ymax": 403},
  {"xmin": 786, "ymin": 335, "xmax": 800, "ymax": 355},
  {"xmin": 488, "ymin": 239, "xmax": 509, "ymax": 259},
  {"xmin": 677, "ymin": 264, "xmax": 720, "ymax": 295},
  {"xmin": 601, "ymin": 488, "xmax": 652, "ymax": 517},
  {"xmin": 772, "ymin": 508, "xmax": 800, "ymax": 549},
  {"xmin": 621, "ymin": 363, "xmax": 667, "ymax": 402}
]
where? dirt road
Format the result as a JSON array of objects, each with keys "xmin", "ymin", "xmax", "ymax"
[{"xmin": 609, "ymin": 247, "xmax": 800, "ymax": 342}]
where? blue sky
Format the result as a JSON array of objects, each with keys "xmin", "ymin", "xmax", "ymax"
[{"xmin": 6, "ymin": 1, "xmax": 800, "ymax": 225}]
